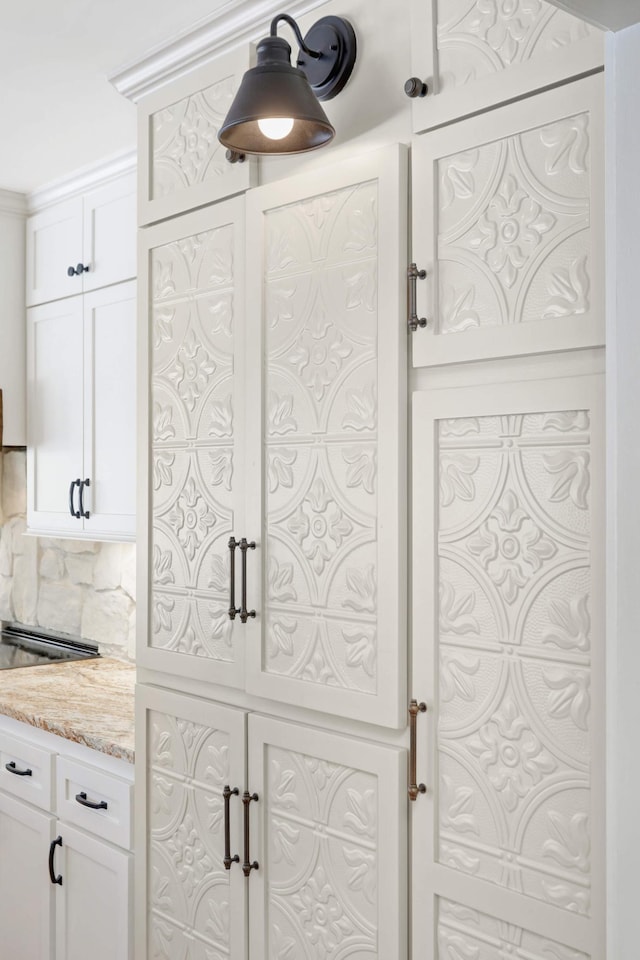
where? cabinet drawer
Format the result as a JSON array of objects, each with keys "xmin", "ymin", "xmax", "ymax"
[
  {"xmin": 0, "ymin": 733, "xmax": 55, "ymax": 811},
  {"xmin": 56, "ymin": 757, "xmax": 133, "ymax": 850}
]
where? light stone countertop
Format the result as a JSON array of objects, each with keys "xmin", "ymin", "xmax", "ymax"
[{"xmin": 0, "ymin": 657, "xmax": 135, "ymax": 762}]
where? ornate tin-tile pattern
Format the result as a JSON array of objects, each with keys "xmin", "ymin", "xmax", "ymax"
[
  {"xmin": 437, "ymin": 410, "xmax": 592, "ymax": 915},
  {"xmin": 151, "ymin": 75, "xmax": 237, "ymax": 201},
  {"xmin": 266, "ymin": 744, "xmax": 379, "ymax": 958},
  {"xmin": 437, "ymin": 0, "xmax": 598, "ymax": 94},
  {"xmin": 148, "ymin": 709, "xmax": 231, "ymax": 960},
  {"xmin": 263, "ymin": 182, "xmax": 379, "ymax": 694},
  {"xmin": 151, "ymin": 224, "xmax": 237, "ymax": 662},
  {"xmin": 437, "ymin": 110, "xmax": 591, "ymax": 334},
  {"xmin": 437, "ymin": 897, "xmax": 589, "ymax": 960}
]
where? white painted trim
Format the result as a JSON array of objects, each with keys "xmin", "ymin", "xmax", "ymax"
[
  {"xmin": 27, "ymin": 150, "xmax": 136, "ymax": 215},
  {"xmin": 108, "ymin": 0, "xmax": 328, "ymax": 103},
  {"xmin": 0, "ymin": 189, "xmax": 27, "ymax": 218}
]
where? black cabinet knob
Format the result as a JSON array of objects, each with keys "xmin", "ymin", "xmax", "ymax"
[
  {"xmin": 404, "ymin": 77, "xmax": 428, "ymax": 98},
  {"xmin": 67, "ymin": 263, "xmax": 90, "ymax": 277}
]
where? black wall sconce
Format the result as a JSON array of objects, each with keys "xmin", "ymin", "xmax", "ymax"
[{"xmin": 218, "ymin": 13, "xmax": 357, "ymax": 156}]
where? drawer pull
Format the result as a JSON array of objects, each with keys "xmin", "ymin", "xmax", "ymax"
[
  {"xmin": 75, "ymin": 791, "xmax": 108, "ymax": 811},
  {"xmin": 49, "ymin": 836, "xmax": 63, "ymax": 885},
  {"xmin": 5, "ymin": 761, "xmax": 33, "ymax": 777}
]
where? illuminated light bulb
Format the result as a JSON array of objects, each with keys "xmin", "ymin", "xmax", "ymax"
[{"xmin": 258, "ymin": 117, "xmax": 294, "ymax": 140}]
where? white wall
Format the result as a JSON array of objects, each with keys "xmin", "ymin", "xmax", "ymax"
[{"xmin": 606, "ymin": 23, "xmax": 640, "ymax": 960}]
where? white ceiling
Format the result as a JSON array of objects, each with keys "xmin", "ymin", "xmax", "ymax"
[{"xmin": 0, "ymin": 0, "xmax": 232, "ymax": 194}]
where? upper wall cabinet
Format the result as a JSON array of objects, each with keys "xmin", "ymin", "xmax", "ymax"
[
  {"xmin": 26, "ymin": 173, "xmax": 136, "ymax": 307},
  {"xmin": 407, "ymin": 0, "xmax": 603, "ymax": 134},
  {"xmin": 412, "ymin": 75, "xmax": 604, "ymax": 367},
  {"xmin": 138, "ymin": 47, "xmax": 256, "ymax": 227}
]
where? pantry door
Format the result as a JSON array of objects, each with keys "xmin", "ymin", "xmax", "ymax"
[
  {"xmin": 138, "ymin": 197, "xmax": 246, "ymax": 689},
  {"xmin": 247, "ymin": 713, "xmax": 407, "ymax": 960},
  {"xmin": 245, "ymin": 145, "xmax": 408, "ymax": 729},
  {"xmin": 411, "ymin": 376, "xmax": 605, "ymax": 959}
]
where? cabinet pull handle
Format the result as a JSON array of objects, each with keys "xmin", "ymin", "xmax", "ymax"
[
  {"xmin": 408, "ymin": 699, "xmax": 427, "ymax": 801},
  {"xmin": 5, "ymin": 761, "xmax": 32, "ymax": 777},
  {"xmin": 69, "ymin": 478, "xmax": 81, "ymax": 518},
  {"xmin": 228, "ymin": 538, "xmax": 240, "ymax": 621},
  {"xmin": 407, "ymin": 263, "xmax": 428, "ymax": 333},
  {"xmin": 78, "ymin": 478, "xmax": 90, "ymax": 519},
  {"xmin": 49, "ymin": 836, "xmax": 63, "ymax": 885},
  {"xmin": 66, "ymin": 263, "xmax": 90, "ymax": 277},
  {"xmin": 223, "ymin": 785, "xmax": 240, "ymax": 869},
  {"xmin": 239, "ymin": 538, "xmax": 257, "ymax": 624},
  {"xmin": 75, "ymin": 791, "xmax": 108, "ymax": 811},
  {"xmin": 242, "ymin": 790, "xmax": 259, "ymax": 877}
]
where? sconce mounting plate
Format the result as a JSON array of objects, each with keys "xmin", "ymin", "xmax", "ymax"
[{"xmin": 296, "ymin": 16, "xmax": 357, "ymax": 101}]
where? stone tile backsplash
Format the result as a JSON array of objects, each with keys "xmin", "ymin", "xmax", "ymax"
[{"xmin": 0, "ymin": 451, "xmax": 135, "ymax": 662}]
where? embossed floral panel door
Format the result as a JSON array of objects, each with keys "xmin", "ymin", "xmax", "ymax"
[
  {"xmin": 411, "ymin": 376, "xmax": 605, "ymax": 959},
  {"xmin": 139, "ymin": 197, "xmax": 247, "ymax": 689},
  {"xmin": 136, "ymin": 686, "xmax": 247, "ymax": 960},
  {"xmin": 244, "ymin": 145, "xmax": 408, "ymax": 728},
  {"xmin": 248, "ymin": 714, "xmax": 407, "ymax": 960},
  {"xmin": 138, "ymin": 47, "xmax": 256, "ymax": 226},
  {"xmin": 412, "ymin": 75, "xmax": 604, "ymax": 367},
  {"xmin": 407, "ymin": 0, "xmax": 603, "ymax": 134}
]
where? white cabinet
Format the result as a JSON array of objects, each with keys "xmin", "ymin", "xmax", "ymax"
[
  {"xmin": 406, "ymin": 0, "xmax": 603, "ymax": 134},
  {"xmin": 27, "ymin": 280, "xmax": 136, "ymax": 540},
  {"xmin": 137, "ymin": 46, "xmax": 256, "ymax": 226},
  {"xmin": 137, "ymin": 685, "xmax": 406, "ymax": 960},
  {"xmin": 0, "ymin": 717, "xmax": 134, "ymax": 960},
  {"xmin": 411, "ymin": 74, "xmax": 605, "ymax": 368},
  {"xmin": 26, "ymin": 173, "xmax": 136, "ymax": 306},
  {"xmin": 139, "ymin": 145, "xmax": 408, "ymax": 728},
  {"xmin": 55, "ymin": 823, "xmax": 132, "ymax": 960},
  {"xmin": 0, "ymin": 791, "xmax": 55, "ymax": 960},
  {"xmin": 410, "ymin": 375, "xmax": 605, "ymax": 959}
]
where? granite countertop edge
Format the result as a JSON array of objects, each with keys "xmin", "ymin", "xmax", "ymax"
[{"xmin": 0, "ymin": 658, "xmax": 136, "ymax": 764}]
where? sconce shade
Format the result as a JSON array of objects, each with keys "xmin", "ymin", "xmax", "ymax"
[
  {"xmin": 219, "ymin": 16, "xmax": 356, "ymax": 156},
  {"xmin": 218, "ymin": 36, "xmax": 335, "ymax": 155}
]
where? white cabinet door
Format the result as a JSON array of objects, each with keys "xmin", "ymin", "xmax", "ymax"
[
  {"xmin": 139, "ymin": 198, "xmax": 246, "ymax": 687},
  {"xmin": 411, "ymin": 376, "xmax": 605, "ymax": 959},
  {"xmin": 138, "ymin": 46, "xmax": 256, "ymax": 226},
  {"xmin": 248, "ymin": 713, "xmax": 407, "ymax": 960},
  {"xmin": 26, "ymin": 197, "xmax": 83, "ymax": 306},
  {"xmin": 83, "ymin": 281, "xmax": 137, "ymax": 539},
  {"xmin": 27, "ymin": 296, "xmax": 85, "ymax": 535},
  {"xmin": 245, "ymin": 145, "xmax": 408, "ymax": 728},
  {"xmin": 55, "ymin": 822, "xmax": 132, "ymax": 960},
  {"xmin": 82, "ymin": 173, "xmax": 136, "ymax": 293},
  {"xmin": 0, "ymin": 791, "xmax": 55, "ymax": 960},
  {"xmin": 407, "ymin": 0, "xmax": 603, "ymax": 134},
  {"xmin": 136, "ymin": 685, "xmax": 247, "ymax": 960},
  {"xmin": 412, "ymin": 75, "xmax": 604, "ymax": 367}
]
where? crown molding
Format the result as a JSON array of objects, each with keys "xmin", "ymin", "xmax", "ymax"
[
  {"xmin": 108, "ymin": 0, "xmax": 328, "ymax": 103},
  {"xmin": 0, "ymin": 189, "xmax": 27, "ymax": 218},
  {"xmin": 27, "ymin": 150, "xmax": 136, "ymax": 214}
]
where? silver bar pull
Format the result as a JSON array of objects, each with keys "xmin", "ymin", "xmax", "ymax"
[{"xmin": 407, "ymin": 263, "xmax": 428, "ymax": 332}]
